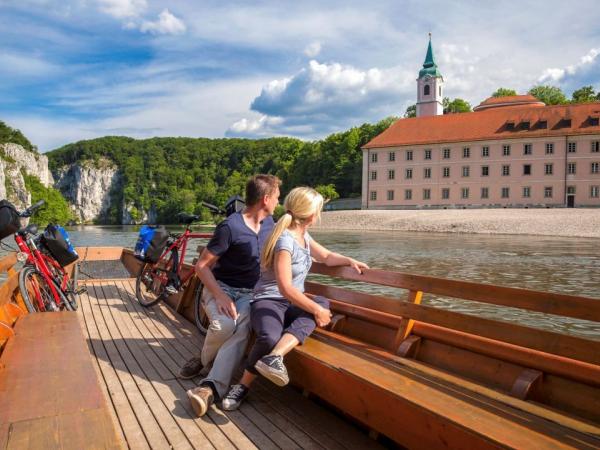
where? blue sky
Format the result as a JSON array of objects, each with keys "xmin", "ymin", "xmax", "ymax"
[{"xmin": 1, "ymin": 0, "xmax": 600, "ymax": 151}]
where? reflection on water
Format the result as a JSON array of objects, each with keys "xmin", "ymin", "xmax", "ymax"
[{"xmin": 2, "ymin": 226, "xmax": 599, "ymax": 339}]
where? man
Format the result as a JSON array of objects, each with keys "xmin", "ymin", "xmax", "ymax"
[{"xmin": 183, "ymin": 174, "xmax": 280, "ymax": 416}]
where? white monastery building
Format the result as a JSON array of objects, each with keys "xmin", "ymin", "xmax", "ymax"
[{"xmin": 362, "ymin": 38, "xmax": 600, "ymax": 209}]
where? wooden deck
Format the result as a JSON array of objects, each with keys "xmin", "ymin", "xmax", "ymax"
[{"xmin": 78, "ymin": 278, "xmax": 383, "ymax": 450}]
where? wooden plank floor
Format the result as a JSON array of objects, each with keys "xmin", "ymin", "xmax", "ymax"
[{"xmin": 78, "ymin": 279, "xmax": 384, "ymax": 450}]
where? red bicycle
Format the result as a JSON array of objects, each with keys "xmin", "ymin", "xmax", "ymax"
[
  {"xmin": 12, "ymin": 201, "xmax": 79, "ymax": 312},
  {"xmin": 135, "ymin": 213, "xmax": 212, "ymax": 316}
]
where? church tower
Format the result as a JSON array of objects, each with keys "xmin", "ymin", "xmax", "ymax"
[{"xmin": 416, "ymin": 34, "xmax": 444, "ymax": 117}]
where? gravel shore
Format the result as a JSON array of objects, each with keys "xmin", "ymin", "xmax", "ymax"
[{"xmin": 315, "ymin": 209, "xmax": 600, "ymax": 238}]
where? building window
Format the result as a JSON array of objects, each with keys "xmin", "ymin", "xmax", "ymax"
[
  {"xmin": 405, "ymin": 189, "xmax": 412, "ymax": 200},
  {"xmin": 463, "ymin": 147, "xmax": 470, "ymax": 158},
  {"xmin": 462, "ymin": 166, "xmax": 470, "ymax": 177},
  {"xmin": 501, "ymin": 187, "xmax": 510, "ymax": 198},
  {"xmin": 424, "ymin": 167, "xmax": 432, "ymax": 178},
  {"xmin": 406, "ymin": 150, "xmax": 413, "ymax": 161},
  {"xmin": 538, "ymin": 120, "xmax": 548, "ymax": 129},
  {"xmin": 503, "ymin": 144, "xmax": 511, "ymax": 156},
  {"xmin": 523, "ymin": 187, "xmax": 531, "ymax": 198},
  {"xmin": 389, "ymin": 151, "xmax": 395, "ymax": 162},
  {"xmin": 441, "ymin": 188, "xmax": 450, "ymax": 200},
  {"xmin": 524, "ymin": 143, "xmax": 532, "ymax": 155},
  {"xmin": 568, "ymin": 163, "xmax": 576, "ymax": 175},
  {"xmin": 387, "ymin": 190, "xmax": 394, "ymax": 201},
  {"xmin": 523, "ymin": 164, "xmax": 531, "ymax": 175},
  {"xmin": 544, "ymin": 187, "xmax": 553, "ymax": 198},
  {"xmin": 502, "ymin": 165, "xmax": 510, "ymax": 176},
  {"xmin": 567, "ymin": 186, "xmax": 576, "ymax": 195},
  {"xmin": 424, "ymin": 149, "xmax": 432, "ymax": 160},
  {"xmin": 405, "ymin": 168, "xmax": 413, "ymax": 179},
  {"xmin": 371, "ymin": 171, "xmax": 377, "ymax": 180},
  {"xmin": 592, "ymin": 141, "xmax": 600, "ymax": 153},
  {"xmin": 439, "ymin": 86, "xmax": 442, "ymax": 96},
  {"xmin": 423, "ymin": 189, "xmax": 431, "ymax": 200},
  {"xmin": 591, "ymin": 186, "xmax": 600, "ymax": 198},
  {"xmin": 461, "ymin": 188, "xmax": 469, "ymax": 199},
  {"xmin": 443, "ymin": 167, "xmax": 450, "ymax": 177},
  {"xmin": 545, "ymin": 143, "xmax": 554, "ymax": 154},
  {"xmin": 443, "ymin": 148, "xmax": 451, "ymax": 159},
  {"xmin": 482, "ymin": 146, "xmax": 490, "ymax": 157},
  {"xmin": 568, "ymin": 142, "xmax": 577, "ymax": 153},
  {"xmin": 388, "ymin": 169, "xmax": 395, "ymax": 180},
  {"xmin": 370, "ymin": 191, "xmax": 377, "ymax": 201},
  {"xmin": 592, "ymin": 162, "xmax": 599, "ymax": 174},
  {"xmin": 481, "ymin": 166, "xmax": 489, "ymax": 177},
  {"xmin": 371, "ymin": 152, "xmax": 378, "ymax": 163},
  {"xmin": 481, "ymin": 187, "xmax": 489, "ymax": 199},
  {"xmin": 545, "ymin": 164, "xmax": 553, "ymax": 175},
  {"xmin": 424, "ymin": 84, "xmax": 430, "ymax": 96}
]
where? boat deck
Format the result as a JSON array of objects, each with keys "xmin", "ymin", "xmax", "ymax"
[{"xmin": 78, "ymin": 278, "xmax": 383, "ymax": 450}]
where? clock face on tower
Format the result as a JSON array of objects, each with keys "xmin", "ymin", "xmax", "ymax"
[{"xmin": 423, "ymin": 75, "xmax": 433, "ymax": 81}]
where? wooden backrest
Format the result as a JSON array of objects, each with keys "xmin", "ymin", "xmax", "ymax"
[
  {"xmin": 0, "ymin": 253, "xmax": 28, "ymax": 355},
  {"xmin": 306, "ymin": 263, "xmax": 600, "ymax": 382}
]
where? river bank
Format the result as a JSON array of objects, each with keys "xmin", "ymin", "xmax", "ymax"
[{"xmin": 315, "ymin": 209, "xmax": 600, "ymax": 238}]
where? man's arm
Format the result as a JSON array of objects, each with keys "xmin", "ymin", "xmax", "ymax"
[{"xmin": 195, "ymin": 248, "xmax": 238, "ymax": 319}]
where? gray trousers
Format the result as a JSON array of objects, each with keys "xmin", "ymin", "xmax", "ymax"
[{"xmin": 200, "ymin": 281, "xmax": 253, "ymax": 398}]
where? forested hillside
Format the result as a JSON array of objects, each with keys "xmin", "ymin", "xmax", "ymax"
[{"xmin": 47, "ymin": 117, "xmax": 395, "ymax": 223}]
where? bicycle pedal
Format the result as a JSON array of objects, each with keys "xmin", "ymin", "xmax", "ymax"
[{"xmin": 75, "ymin": 287, "xmax": 87, "ymax": 295}]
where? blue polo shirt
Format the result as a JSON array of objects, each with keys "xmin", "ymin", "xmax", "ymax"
[{"xmin": 207, "ymin": 212, "xmax": 275, "ymax": 289}]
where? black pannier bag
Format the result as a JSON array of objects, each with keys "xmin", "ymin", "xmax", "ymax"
[
  {"xmin": 134, "ymin": 225, "xmax": 169, "ymax": 263},
  {"xmin": 0, "ymin": 200, "xmax": 21, "ymax": 240},
  {"xmin": 41, "ymin": 224, "xmax": 79, "ymax": 267}
]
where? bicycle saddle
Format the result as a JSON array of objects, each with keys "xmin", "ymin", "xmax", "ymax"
[{"xmin": 177, "ymin": 213, "xmax": 199, "ymax": 224}]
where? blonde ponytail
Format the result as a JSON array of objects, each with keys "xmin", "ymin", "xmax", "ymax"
[{"xmin": 261, "ymin": 187, "xmax": 324, "ymax": 269}]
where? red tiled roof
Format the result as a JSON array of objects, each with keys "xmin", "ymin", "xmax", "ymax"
[
  {"xmin": 474, "ymin": 95, "xmax": 544, "ymax": 111},
  {"xmin": 363, "ymin": 102, "xmax": 600, "ymax": 149}
]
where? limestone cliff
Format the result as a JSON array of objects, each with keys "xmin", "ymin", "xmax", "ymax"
[
  {"xmin": 53, "ymin": 158, "xmax": 121, "ymax": 223},
  {"xmin": 1, "ymin": 143, "xmax": 54, "ymax": 187}
]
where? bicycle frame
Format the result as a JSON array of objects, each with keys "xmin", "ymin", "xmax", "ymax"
[
  {"xmin": 14, "ymin": 233, "xmax": 64, "ymax": 309},
  {"xmin": 154, "ymin": 228, "xmax": 212, "ymax": 285}
]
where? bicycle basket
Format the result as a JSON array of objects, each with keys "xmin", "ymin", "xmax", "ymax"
[
  {"xmin": 41, "ymin": 224, "xmax": 79, "ymax": 267},
  {"xmin": 134, "ymin": 225, "xmax": 169, "ymax": 263},
  {"xmin": 0, "ymin": 200, "xmax": 21, "ymax": 240}
]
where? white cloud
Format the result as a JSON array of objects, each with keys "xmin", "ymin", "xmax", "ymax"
[
  {"xmin": 304, "ymin": 42, "xmax": 322, "ymax": 58},
  {"xmin": 97, "ymin": 0, "xmax": 147, "ymax": 19},
  {"xmin": 538, "ymin": 48, "xmax": 600, "ymax": 83},
  {"xmin": 138, "ymin": 9, "xmax": 186, "ymax": 35},
  {"xmin": 0, "ymin": 51, "xmax": 61, "ymax": 78}
]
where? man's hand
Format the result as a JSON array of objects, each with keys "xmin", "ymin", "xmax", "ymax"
[
  {"xmin": 314, "ymin": 306, "xmax": 332, "ymax": 327},
  {"xmin": 216, "ymin": 294, "xmax": 238, "ymax": 320}
]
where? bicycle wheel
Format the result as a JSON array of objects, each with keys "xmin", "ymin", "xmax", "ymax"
[
  {"xmin": 47, "ymin": 261, "xmax": 78, "ymax": 311},
  {"xmin": 193, "ymin": 282, "xmax": 209, "ymax": 336},
  {"xmin": 135, "ymin": 259, "xmax": 170, "ymax": 307},
  {"xmin": 65, "ymin": 263, "xmax": 79, "ymax": 310},
  {"xmin": 19, "ymin": 265, "xmax": 71, "ymax": 312}
]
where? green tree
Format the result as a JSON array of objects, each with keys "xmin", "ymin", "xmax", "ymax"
[
  {"xmin": 315, "ymin": 184, "xmax": 340, "ymax": 202},
  {"xmin": 528, "ymin": 85, "xmax": 568, "ymax": 105},
  {"xmin": 571, "ymin": 86, "xmax": 597, "ymax": 103},
  {"xmin": 23, "ymin": 174, "xmax": 73, "ymax": 225},
  {"xmin": 404, "ymin": 104, "xmax": 417, "ymax": 118},
  {"xmin": 491, "ymin": 88, "xmax": 517, "ymax": 97},
  {"xmin": 0, "ymin": 121, "xmax": 35, "ymax": 152},
  {"xmin": 443, "ymin": 97, "xmax": 472, "ymax": 114}
]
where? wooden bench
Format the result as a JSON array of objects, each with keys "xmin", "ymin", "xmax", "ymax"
[
  {"xmin": 0, "ymin": 254, "xmax": 122, "ymax": 449},
  {"xmin": 284, "ymin": 263, "xmax": 600, "ymax": 449}
]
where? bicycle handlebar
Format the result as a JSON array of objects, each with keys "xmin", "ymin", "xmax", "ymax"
[
  {"xmin": 201, "ymin": 201, "xmax": 225, "ymax": 215},
  {"xmin": 20, "ymin": 200, "xmax": 46, "ymax": 218}
]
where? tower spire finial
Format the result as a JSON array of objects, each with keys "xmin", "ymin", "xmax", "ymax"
[{"xmin": 429, "ymin": 32, "xmax": 431, "ymax": 41}]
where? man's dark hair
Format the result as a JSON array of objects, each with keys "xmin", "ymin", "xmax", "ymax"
[{"xmin": 245, "ymin": 174, "xmax": 281, "ymax": 206}]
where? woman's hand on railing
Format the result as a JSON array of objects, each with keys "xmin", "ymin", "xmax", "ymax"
[{"xmin": 348, "ymin": 258, "xmax": 369, "ymax": 274}]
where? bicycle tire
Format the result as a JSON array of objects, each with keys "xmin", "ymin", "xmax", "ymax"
[
  {"xmin": 193, "ymin": 282, "xmax": 209, "ymax": 336},
  {"xmin": 135, "ymin": 261, "xmax": 169, "ymax": 307},
  {"xmin": 65, "ymin": 263, "xmax": 79, "ymax": 310},
  {"xmin": 19, "ymin": 265, "xmax": 72, "ymax": 312}
]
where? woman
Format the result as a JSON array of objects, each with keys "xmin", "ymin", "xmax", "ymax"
[{"xmin": 221, "ymin": 187, "xmax": 369, "ymax": 410}]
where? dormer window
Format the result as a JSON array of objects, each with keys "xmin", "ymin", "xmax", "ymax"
[
  {"xmin": 520, "ymin": 121, "xmax": 530, "ymax": 130},
  {"xmin": 558, "ymin": 118, "xmax": 572, "ymax": 128},
  {"xmin": 424, "ymin": 85, "xmax": 430, "ymax": 96},
  {"xmin": 537, "ymin": 120, "xmax": 548, "ymax": 129},
  {"xmin": 589, "ymin": 115, "xmax": 599, "ymax": 126},
  {"xmin": 505, "ymin": 121, "xmax": 515, "ymax": 131}
]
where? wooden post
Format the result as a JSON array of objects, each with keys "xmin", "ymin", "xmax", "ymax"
[{"xmin": 393, "ymin": 290, "xmax": 423, "ymax": 352}]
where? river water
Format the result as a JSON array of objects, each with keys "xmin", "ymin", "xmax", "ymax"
[{"xmin": 5, "ymin": 225, "xmax": 600, "ymax": 339}]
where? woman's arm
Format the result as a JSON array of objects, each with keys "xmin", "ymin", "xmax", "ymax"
[
  {"xmin": 310, "ymin": 239, "xmax": 369, "ymax": 273},
  {"xmin": 274, "ymin": 250, "xmax": 331, "ymax": 327}
]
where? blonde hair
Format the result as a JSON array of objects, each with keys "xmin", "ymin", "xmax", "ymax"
[{"xmin": 261, "ymin": 187, "xmax": 324, "ymax": 269}]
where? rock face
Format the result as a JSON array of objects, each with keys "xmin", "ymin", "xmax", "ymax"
[
  {"xmin": 1, "ymin": 143, "xmax": 54, "ymax": 187},
  {"xmin": 54, "ymin": 159, "xmax": 121, "ymax": 223},
  {"xmin": 122, "ymin": 202, "xmax": 157, "ymax": 225}
]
